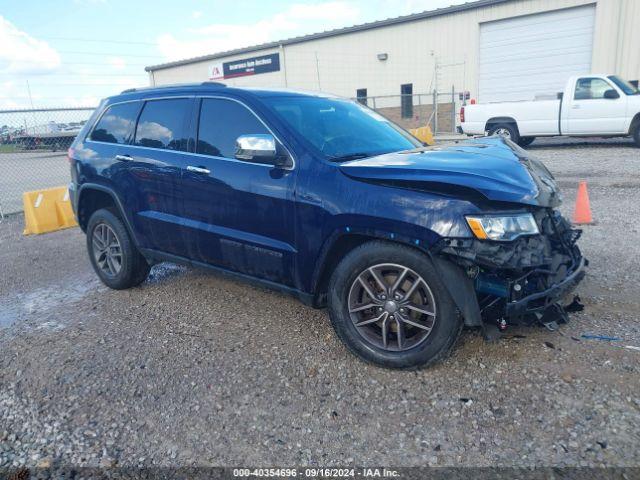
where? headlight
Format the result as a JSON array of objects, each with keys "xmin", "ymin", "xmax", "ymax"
[{"xmin": 465, "ymin": 213, "xmax": 539, "ymax": 241}]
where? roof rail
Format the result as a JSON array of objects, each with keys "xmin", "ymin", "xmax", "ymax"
[{"xmin": 120, "ymin": 82, "xmax": 226, "ymax": 94}]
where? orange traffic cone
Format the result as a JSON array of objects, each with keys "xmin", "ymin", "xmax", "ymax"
[{"xmin": 573, "ymin": 181, "xmax": 593, "ymax": 224}]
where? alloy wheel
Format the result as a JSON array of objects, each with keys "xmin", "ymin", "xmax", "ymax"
[
  {"xmin": 92, "ymin": 223, "xmax": 122, "ymax": 277},
  {"xmin": 347, "ymin": 263, "xmax": 437, "ymax": 352}
]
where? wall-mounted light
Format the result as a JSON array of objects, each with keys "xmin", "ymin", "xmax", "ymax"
[{"xmin": 377, "ymin": 53, "xmax": 388, "ymax": 61}]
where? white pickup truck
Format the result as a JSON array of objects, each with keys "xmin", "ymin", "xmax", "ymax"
[{"xmin": 460, "ymin": 74, "xmax": 640, "ymax": 147}]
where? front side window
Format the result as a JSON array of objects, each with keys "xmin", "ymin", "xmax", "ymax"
[
  {"xmin": 574, "ymin": 78, "xmax": 614, "ymax": 100},
  {"xmin": 90, "ymin": 102, "xmax": 140, "ymax": 144},
  {"xmin": 264, "ymin": 96, "xmax": 420, "ymax": 161},
  {"xmin": 197, "ymin": 98, "xmax": 269, "ymax": 158},
  {"xmin": 134, "ymin": 98, "xmax": 190, "ymax": 151}
]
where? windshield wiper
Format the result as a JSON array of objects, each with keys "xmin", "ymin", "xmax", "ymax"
[{"xmin": 328, "ymin": 152, "xmax": 374, "ymax": 162}]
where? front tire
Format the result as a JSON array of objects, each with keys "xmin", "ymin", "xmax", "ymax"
[
  {"xmin": 327, "ymin": 241, "xmax": 462, "ymax": 369},
  {"xmin": 488, "ymin": 123, "xmax": 520, "ymax": 144},
  {"xmin": 86, "ymin": 208, "xmax": 150, "ymax": 290}
]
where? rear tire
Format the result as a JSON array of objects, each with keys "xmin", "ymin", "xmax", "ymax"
[
  {"xmin": 633, "ymin": 124, "xmax": 640, "ymax": 148},
  {"xmin": 488, "ymin": 123, "xmax": 520, "ymax": 144},
  {"xmin": 327, "ymin": 241, "xmax": 462, "ymax": 369},
  {"xmin": 518, "ymin": 136, "xmax": 535, "ymax": 147},
  {"xmin": 86, "ymin": 208, "xmax": 150, "ymax": 290}
]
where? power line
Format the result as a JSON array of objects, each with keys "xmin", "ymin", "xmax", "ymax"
[
  {"xmin": 6, "ymin": 33, "xmax": 157, "ymax": 46},
  {"xmin": 0, "ymin": 73, "xmax": 148, "ymax": 77},
  {"xmin": 5, "ymin": 60, "xmax": 151, "ymax": 66},
  {"xmin": 20, "ymin": 84, "xmax": 146, "ymax": 87},
  {"xmin": 55, "ymin": 50, "xmax": 164, "ymax": 59}
]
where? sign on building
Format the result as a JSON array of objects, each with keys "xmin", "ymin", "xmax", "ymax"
[{"xmin": 209, "ymin": 53, "xmax": 280, "ymax": 80}]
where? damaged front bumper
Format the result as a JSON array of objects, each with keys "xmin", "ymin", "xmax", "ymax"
[
  {"xmin": 435, "ymin": 210, "xmax": 587, "ymax": 326},
  {"xmin": 504, "ymin": 256, "xmax": 586, "ymax": 317}
]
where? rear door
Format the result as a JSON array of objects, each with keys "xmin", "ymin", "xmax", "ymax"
[
  {"xmin": 565, "ymin": 77, "xmax": 627, "ymax": 134},
  {"xmin": 180, "ymin": 96, "xmax": 297, "ymax": 286},
  {"xmin": 116, "ymin": 97, "xmax": 194, "ymax": 255}
]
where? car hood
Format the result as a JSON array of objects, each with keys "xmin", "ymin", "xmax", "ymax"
[{"xmin": 339, "ymin": 136, "xmax": 561, "ymax": 207}]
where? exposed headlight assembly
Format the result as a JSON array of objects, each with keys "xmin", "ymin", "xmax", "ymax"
[{"xmin": 465, "ymin": 213, "xmax": 539, "ymax": 241}]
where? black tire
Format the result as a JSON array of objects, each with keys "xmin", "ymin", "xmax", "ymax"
[
  {"xmin": 327, "ymin": 241, "xmax": 462, "ymax": 369},
  {"xmin": 518, "ymin": 136, "xmax": 535, "ymax": 147},
  {"xmin": 488, "ymin": 123, "xmax": 520, "ymax": 144},
  {"xmin": 633, "ymin": 124, "xmax": 640, "ymax": 148},
  {"xmin": 86, "ymin": 208, "xmax": 150, "ymax": 290}
]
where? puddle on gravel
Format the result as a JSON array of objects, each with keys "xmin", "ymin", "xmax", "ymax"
[
  {"xmin": 0, "ymin": 276, "xmax": 102, "ymax": 329},
  {"xmin": 0, "ymin": 263, "xmax": 187, "ymax": 329},
  {"xmin": 146, "ymin": 262, "xmax": 188, "ymax": 284}
]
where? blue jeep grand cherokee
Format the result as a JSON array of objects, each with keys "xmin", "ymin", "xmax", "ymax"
[{"xmin": 68, "ymin": 82, "xmax": 586, "ymax": 369}]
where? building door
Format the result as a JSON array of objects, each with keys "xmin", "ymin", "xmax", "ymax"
[{"xmin": 478, "ymin": 5, "xmax": 596, "ymax": 102}]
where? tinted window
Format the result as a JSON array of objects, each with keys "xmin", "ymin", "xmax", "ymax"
[
  {"xmin": 356, "ymin": 88, "xmax": 368, "ymax": 106},
  {"xmin": 90, "ymin": 102, "xmax": 140, "ymax": 144},
  {"xmin": 197, "ymin": 98, "xmax": 269, "ymax": 158},
  {"xmin": 574, "ymin": 78, "xmax": 614, "ymax": 100},
  {"xmin": 401, "ymin": 83, "xmax": 413, "ymax": 118},
  {"xmin": 134, "ymin": 98, "xmax": 189, "ymax": 150}
]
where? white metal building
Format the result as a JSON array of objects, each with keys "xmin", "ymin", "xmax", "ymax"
[{"xmin": 145, "ymin": 0, "xmax": 639, "ymax": 108}]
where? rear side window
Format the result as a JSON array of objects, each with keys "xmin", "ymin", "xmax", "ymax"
[
  {"xmin": 90, "ymin": 102, "xmax": 140, "ymax": 144},
  {"xmin": 134, "ymin": 98, "xmax": 190, "ymax": 151},
  {"xmin": 197, "ymin": 98, "xmax": 269, "ymax": 158}
]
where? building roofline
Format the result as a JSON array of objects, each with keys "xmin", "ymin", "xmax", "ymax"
[{"xmin": 145, "ymin": 0, "xmax": 513, "ymax": 72}]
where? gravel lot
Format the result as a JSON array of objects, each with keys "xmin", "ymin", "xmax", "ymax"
[{"xmin": 1, "ymin": 139, "xmax": 639, "ymax": 470}]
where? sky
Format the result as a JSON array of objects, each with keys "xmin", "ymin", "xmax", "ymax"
[{"xmin": 0, "ymin": 0, "xmax": 467, "ymax": 109}]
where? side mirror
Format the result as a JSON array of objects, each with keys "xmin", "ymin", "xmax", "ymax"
[
  {"xmin": 604, "ymin": 89, "xmax": 620, "ymax": 99},
  {"xmin": 234, "ymin": 134, "xmax": 292, "ymax": 168}
]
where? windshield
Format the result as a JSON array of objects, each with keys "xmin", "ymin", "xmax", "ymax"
[
  {"xmin": 263, "ymin": 96, "xmax": 421, "ymax": 160},
  {"xmin": 608, "ymin": 75, "xmax": 639, "ymax": 95}
]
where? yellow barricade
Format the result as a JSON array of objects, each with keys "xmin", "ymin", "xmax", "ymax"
[
  {"xmin": 409, "ymin": 125, "xmax": 435, "ymax": 146},
  {"xmin": 23, "ymin": 186, "xmax": 78, "ymax": 235}
]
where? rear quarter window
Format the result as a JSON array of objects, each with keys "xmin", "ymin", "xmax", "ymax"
[{"xmin": 90, "ymin": 102, "xmax": 140, "ymax": 144}]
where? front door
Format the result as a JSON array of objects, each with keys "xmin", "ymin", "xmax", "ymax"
[
  {"xmin": 566, "ymin": 77, "xmax": 627, "ymax": 134},
  {"xmin": 180, "ymin": 97, "xmax": 297, "ymax": 286}
]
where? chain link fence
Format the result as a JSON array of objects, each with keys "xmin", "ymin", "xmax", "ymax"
[
  {"xmin": 0, "ymin": 107, "xmax": 95, "ymax": 217},
  {"xmin": 354, "ymin": 91, "xmax": 464, "ymax": 134}
]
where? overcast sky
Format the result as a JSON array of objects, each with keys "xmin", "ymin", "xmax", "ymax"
[{"xmin": 0, "ymin": 0, "xmax": 467, "ymax": 109}]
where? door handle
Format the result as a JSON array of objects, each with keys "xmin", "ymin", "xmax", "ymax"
[
  {"xmin": 115, "ymin": 154, "xmax": 132, "ymax": 161},
  {"xmin": 186, "ymin": 165, "xmax": 211, "ymax": 174},
  {"xmin": 572, "ymin": 105, "xmax": 581, "ymax": 109}
]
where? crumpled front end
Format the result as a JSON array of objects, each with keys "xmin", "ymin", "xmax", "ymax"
[{"xmin": 435, "ymin": 209, "xmax": 587, "ymax": 329}]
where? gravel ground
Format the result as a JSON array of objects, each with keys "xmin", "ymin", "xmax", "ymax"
[{"xmin": 1, "ymin": 140, "xmax": 639, "ymax": 470}]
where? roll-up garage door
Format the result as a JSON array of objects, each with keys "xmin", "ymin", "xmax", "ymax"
[{"xmin": 479, "ymin": 5, "xmax": 595, "ymax": 102}]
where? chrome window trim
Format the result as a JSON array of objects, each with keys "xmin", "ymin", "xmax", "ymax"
[{"xmin": 85, "ymin": 94, "xmax": 296, "ymax": 171}]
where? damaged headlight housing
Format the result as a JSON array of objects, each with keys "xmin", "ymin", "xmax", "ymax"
[{"xmin": 465, "ymin": 213, "xmax": 539, "ymax": 241}]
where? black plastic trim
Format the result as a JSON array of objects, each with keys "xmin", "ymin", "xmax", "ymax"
[
  {"xmin": 140, "ymin": 248, "xmax": 316, "ymax": 307},
  {"xmin": 505, "ymin": 256, "xmax": 586, "ymax": 317}
]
